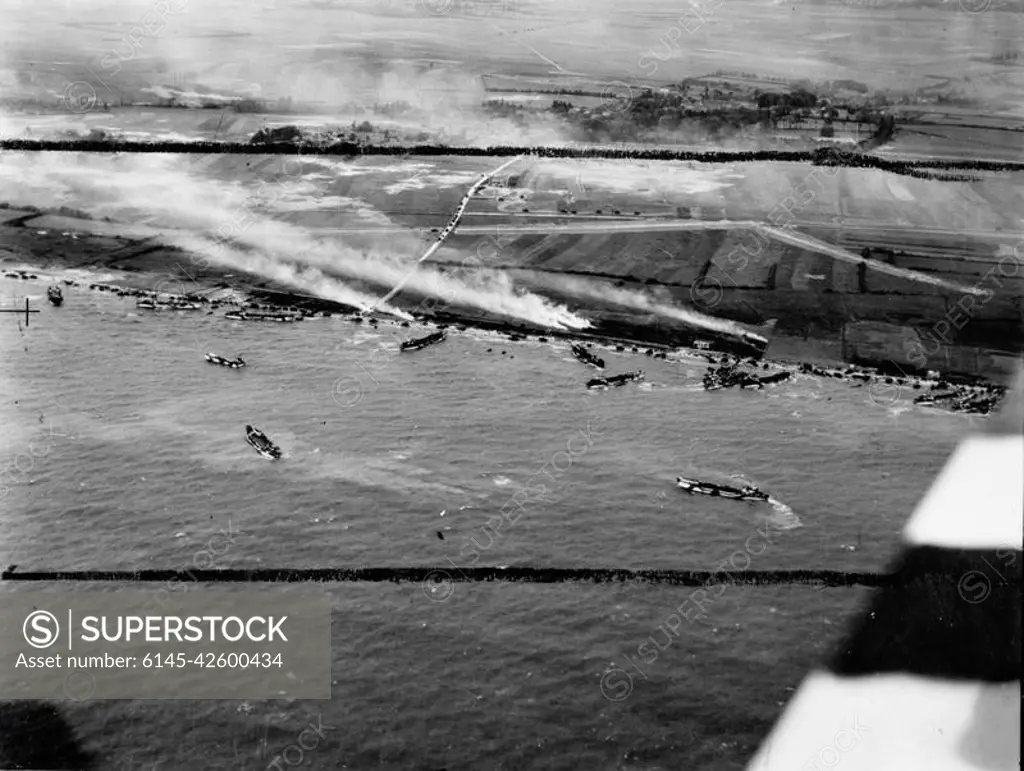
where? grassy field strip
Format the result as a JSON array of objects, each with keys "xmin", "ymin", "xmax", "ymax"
[{"xmin": 365, "ymin": 154, "xmax": 525, "ymax": 311}]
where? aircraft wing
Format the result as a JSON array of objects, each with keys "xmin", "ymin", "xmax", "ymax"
[{"xmin": 747, "ymin": 368, "xmax": 1023, "ymax": 771}]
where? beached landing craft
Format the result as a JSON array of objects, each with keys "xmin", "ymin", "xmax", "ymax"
[
  {"xmin": 675, "ymin": 476, "xmax": 770, "ymax": 502},
  {"xmin": 245, "ymin": 425, "xmax": 281, "ymax": 460},
  {"xmin": 136, "ymin": 298, "xmax": 200, "ymax": 310},
  {"xmin": 205, "ymin": 353, "xmax": 246, "ymax": 368},
  {"xmin": 46, "ymin": 285, "xmax": 62, "ymax": 306},
  {"xmin": 571, "ymin": 343, "xmax": 605, "ymax": 369},
  {"xmin": 586, "ymin": 370, "xmax": 644, "ymax": 389},
  {"xmin": 224, "ymin": 309, "xmax": 302, "ymax": 322},
  {"xmin": 401, "ymin": 330, "xmax": 447, "ymax": 352}
]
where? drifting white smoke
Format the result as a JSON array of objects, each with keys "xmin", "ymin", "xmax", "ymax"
[
  {"xmin": 0, "ymin": 151, "xmax": 590, "ymax": 329},
  {"xmin": 165, "ymin": 233, "xmax": 414, "ymax": 319},
  {"xmin": 522, "ymin": 270, "xmax": 757, "ymax": 338}
]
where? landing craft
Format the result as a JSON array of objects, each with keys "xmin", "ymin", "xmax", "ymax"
[
  {"xmin": 746, "ymin": 366, "xmax": 1023, "ymax": 771},
  {"xmin": 587, "ymin": 370, "xmax": 644, "ymax": 389},
  {"xmin": 401, "ymin": 330, "xmax": 447, "ymax": 352},
  {"xmin": 245, "ymin": 425, "xmax": 281, "ymax": 460},
  {"xmin": 676, "ymin": 476, "xmax": 769, "ymax": 502},
  {"xmin": 206, "ymin": 353, "xmax": 246, "ymax": 369},
  {"xmin": 571, "ymin": 343, "xmax": 605, "ymax": 369}
]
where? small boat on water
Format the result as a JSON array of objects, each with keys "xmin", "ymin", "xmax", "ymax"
[
  {"xmin": 401, "ymin": 330, "xmax": 446, "ymax": 352},
  {"xmin": 47, "ymin": 286, "xmax": 63, "ymax": 306},
  {"xmin": 245, "ymin": 425, "xmax": 281, "ymax": 460},
  {"xmin": 571, "ymin": 343, "xmax": 605, "ymax": 370},
  {"xmin": 676, "ymin": 476, "xmax": 769, "ymax": 502},
  {"xmin": 206, "ymin": 353, "xmax": 246, "ymax": 368},
  {"xmin": 587, "ymin": 370, "xmax": 644, "ymax": 389}
]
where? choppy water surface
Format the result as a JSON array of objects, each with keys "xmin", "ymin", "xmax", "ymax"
[{"xmin": 0, "ymin": 276, "xmax": 971, "ymax": 769}]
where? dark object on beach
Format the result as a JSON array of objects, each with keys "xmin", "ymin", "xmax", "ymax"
[
  {"xmin": 137, "ymin": 298, "xmax": 200, "ymax": 311},
  {"xmin": 223, "ymin": 309, "xmax": 301, "ymax": 322},
  {"xmin": 206, "ymin": 352, "xmax": 246, "ymax": 369},
  {"xmin": 571, "ymin": 343, "xmax": 605, "ymax": 370},
  {"xmin": 245, "ymin": 425, "xmax": 281, "ymax": 460},
  {"xmin": 676, "ymin": 475, "xmax": 769, "ymax": 502},
  {"xmin": 703, "ymin": 362, "xmax": 762, "ymax": 391},
  {"xmin": 47, "ymin": 285, "xmax": 63, "ymax": 306},
  {"xmin": 401, "ymin": 330, "xmax": 446, "ymax": 352},
  {"xmin": 539, "ymin": 337, "xmax": 548, "ymax": 343},
  {"xmin": 587, "ymin": 370, "xmax": 644, "ymax": 389},
  {"xmin": 757, "ymin": 371, "xmax": 791, "ymax": 386}
]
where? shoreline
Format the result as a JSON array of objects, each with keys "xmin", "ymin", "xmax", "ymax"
[
  {"xmin": 0, "ymin": 202, "xmax": 1017, "ymax": 401},
  {"xmin": 1, "ymin": 259, "xmax": 1008, "ymax": 415}
]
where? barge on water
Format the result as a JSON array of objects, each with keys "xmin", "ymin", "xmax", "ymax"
[
  {"xmin": 571, "ymin": 343, "xmax": 605, "ymax": 369},
  {"xmin": 245, "ymin": 425, "xmax": 281, "ymax": 460},
  {"xmin": 676, "ymin": 476, "xmax": 769, "ymax": 502},
  {"xmin": 587, "ymin": 370, "xmax": 644, "ymax": 389},
  {"xmin": 401, "ymin": 330, "xmax": 447, "ymax": 352},
  {"xmin": 206, "ymin": 353, "xmax": 246, "ymax": 368}
]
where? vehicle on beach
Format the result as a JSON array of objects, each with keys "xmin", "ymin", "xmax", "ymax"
[
  {"xmin": 571, "ymin": 343, "xmax": 605, "ymax": 369},
  {"xmin": 206, "ymin": 353, "xmax": 246, "ymax": 368},
  {"xmin": 586, "ymin": 370, "xmax": 644, "ymax": 389},
  {"xmin": 401, "ymin": 330, "xmax": 447, "ymax": 352},
  {"xmin": 245, "ymin": 425, "xmax": 282, "ymax": 460},
  {"xmin": 676, "ymin": 476, "xmax": 769, "ymax": 502},
  {"xmin": 47, "ymin": 285, "xmax": 63, "ymax": 306}
]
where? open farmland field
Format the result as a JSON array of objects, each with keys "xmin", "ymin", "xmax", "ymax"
[{"xmin": 2, "ymin": 150, "xmax": 1021, "ymax": 379}]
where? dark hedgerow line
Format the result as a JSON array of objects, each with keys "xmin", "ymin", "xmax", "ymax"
[
  {"xmin": 0, "ymin": 566, "xmax": 958, "ymax": 588},
  {"xmin": 0, "ymin": 139, "xmax": 1020, "ymax": 174}
]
